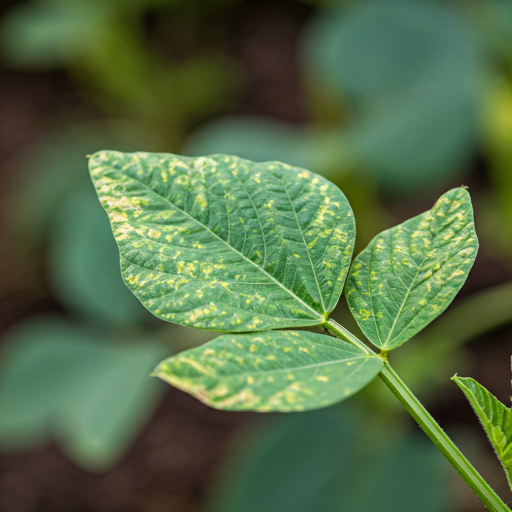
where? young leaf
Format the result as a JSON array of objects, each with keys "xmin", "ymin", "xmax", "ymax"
[
  {"xmin": 154, "ymin": 330, "xmax": 383, "ymax": 412},
  {"xmin": 89, "ymin": 151, "xmax": 355, "ymax": 331},
  {"xmin": 345, "ymin": 188, "xmax": 478, "ymax": 350},
  {"xmin": 452, "ymin": 376, "xmax": 512, "ymax": 491}
]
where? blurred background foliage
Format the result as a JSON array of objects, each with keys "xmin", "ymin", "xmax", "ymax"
[{"xmin": 0, "ymin": 0, "xmax": 511, "ymax": 511}]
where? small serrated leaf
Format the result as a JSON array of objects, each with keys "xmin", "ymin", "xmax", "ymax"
[
  {"xmin": 345, "ymin": 188, "xmax": 478, "ymax": 350},
  {"xmin": 453, "ymin": 376, "xmax": 512, "ymax": 491},
  {"xmin": 154, "ymin": 330, "xmax": 383, "ymax": 412},
  {"xmin": 89, "ymin": 150, "xmax": 355, "ymax": 332}
]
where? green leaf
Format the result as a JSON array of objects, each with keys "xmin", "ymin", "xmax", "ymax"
[
  {"xmin": 89, "ymin": 150, "xmax": 355, "ymax": 331},
  {"xmin": 302, "ymin": 0, "xmax": 480, "ymax": 194},
  {"xmin": 6, "ymin": 127, "xmax": 118, "ymax": 246},
  {"xmin": 0, "ymin": 316, "xmax": 166, "ymax": 471},
  {"xmin": 0, "ymin": 3, "xmax": 103, "ymax": 68},
  {"xmin": 154, "ymin": 330, "xmax": 382, "ymax": 412},
  {"xmin": 453, "ymin": 376, "xmax": 512, "ymax": 491},
  {"xmin": 185, "ymin": 116, "xmax": 317, "ymax": 170},
  {"xmin": 48, "ymin": 186, "xmax": 149, "ymax": 326},
  {"xmin": 205, "ymin": 407, "xmax": 449, "ymax": 512},
  {"xmin": 345, "ymin": 188, "xmax": 478, "ymax": 350}
]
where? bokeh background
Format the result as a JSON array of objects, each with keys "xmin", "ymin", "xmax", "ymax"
[{"xmin": 0, "ymin": 0, "xmax": 511, "ymax": 510}]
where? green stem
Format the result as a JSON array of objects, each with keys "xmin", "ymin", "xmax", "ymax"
[
  {"xmin": 324, "ymin": 318, "xmax": 511, "ymax": 512},
  {"xmin": 323, "ymin": 318, "xmax": 372, "ymax": 355},
  {"xmin": 380, "ymin": 363, "xmax": 510, "ymax": 512}
]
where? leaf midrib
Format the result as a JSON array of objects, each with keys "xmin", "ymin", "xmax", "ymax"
[{"xmin": 112, "ymin": 164, "xmax": 324, "ymax": 321}]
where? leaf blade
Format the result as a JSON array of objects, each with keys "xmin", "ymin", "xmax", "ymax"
[
  {"xmin": 154, "ymin": 330, "xmax": 383, "ymax": 412},
  {"xmin": 0, "ymin": 316, "xmax": 166, "ymax": 471},
  {"xmin": 453, "ymin": 376, "xmax": 512, "ymax": 491},
  {"xmin": 345, "ymin": 188, "xmax": 478, "ymax": 350},
  {"xmin": 89, "ymin": 151, "xmax": 355, "ymax": 331}
]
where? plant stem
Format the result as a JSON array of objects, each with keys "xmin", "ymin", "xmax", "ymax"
[
  {"xmin": 380, "ymin": 363, "xmax": 510, "ymax": 512},
  {"xmin": 324, "ymin": 318, "xmax": 511, "ymax": 512},
  {"xmin": 323, "ymin": 318, "xmax": 372, "ymax": 355}
]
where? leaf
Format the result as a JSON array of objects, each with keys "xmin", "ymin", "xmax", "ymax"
[
  {"xmin": 0, "ymin": 3, "xmax": 103, "ymax": 68},
  {"xmin": 345, "ymin": 188, "xmax": 478, "ymax": 350},
  {"xmin": 6, "ymin": 127, "xmax": 118, "ymax": 246},
  {"xmin": 204, "ymin": 407, "xmax": 449, "ymax": 512},
  {"xmin": 0, "ymin": 0, "xmax": 178, "ymax": 69},
  {"xmin": 453, "ymin": 376, "xmax": 512, "ymax": 491},
  {"xmin": 48, "ymin": 186, "xmax": 149, "ymax": 325},
  {"xmin": 0, "ymin": 316, "xmax": 166, "ymax": 471},
  {"xmin": 185, "ymin": 116, "xmax": 317, "ymax": 170},
  {"xmin": 154, "ymin": 330, "xmax": 382, "ymax": 412},
  {"xmin": 89, "ymin": 150, "xmax": 355, "ymax": 331},
  {"xmin": 302, "ymin": 0, "xmax": 480, "ymax": 194}
]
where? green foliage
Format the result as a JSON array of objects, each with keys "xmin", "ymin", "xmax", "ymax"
[
  {"xmin": 90, "ymin": 151, "xmax": 481, "ymax": 419},
  {"xmin": 186, "ymin": 0, "xmax": 482, "ymax": 197},
  {"xmin": 155, "ymin": 331, "xmax": 382, "ymax": 412},
  {"xmin": 302, "ymin": 0, "xmax": 480, "ymax": 193},
  {"xmin": 205, "ymin": 407, "xmax": 449, "ymax": 512},
  {"xmin": 345, "ymin": 188, "xmax": 478, "ymax": 351},
  {"xmin": 0, "ymin": 0, "xmax": 236, "ymax": 150},
  {"xmin": 88, "ymin": 155, "xmax": 506, "ymax": 511},
  {"xmin": 0, "ymin": 317, "xmax": 166, "ymax": 471},
  {"xmin": 453, "ymin": 376, "xmax": 512, "ymax": 491},
  {"xmin": 89, "ymin": 150, "xmax": 355, "ymax": 331},
  {"xmin": 49, "ymin": 187, "xmax": 149, "ymax": 325},
  {"xmin": 6, "ymin": 128, "xmax": 118, "ymax": 246},
  {"xmin": 0, "ymin": 0, "xmax": 183, "ymax": 69},
  {"xmin": 0, "ymin": 127, "xmax": 173, "ymax": 470},
  {"xmin": 185, "ymin": 116, "xmax": 318, "ymax": 171}
]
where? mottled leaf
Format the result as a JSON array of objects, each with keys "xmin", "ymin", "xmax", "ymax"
[
  {"xmin": 345, "ymin": 188, "xmax": 478, "ymax": 350},
  {"xmin": 453, "ymin": 376, "xmax": 512, "ymax": 491},
  {"xmin": 89, "ymin": 151, "xmax": 355, "ymax": 331},
  {"xmin": 154, "ymin": 330, "xmax": 382, "ymax": 412}
]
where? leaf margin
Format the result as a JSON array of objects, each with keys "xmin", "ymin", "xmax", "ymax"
[{"xmin": 452, "ymin": 374, "xmax": 512, "ymax": 491}]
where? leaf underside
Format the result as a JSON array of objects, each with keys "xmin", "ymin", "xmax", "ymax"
[
  {"xmin": 453, "ymin": 376, "xmax": 512, "ymax": 491},
  {"xmin": 345, "ymin": 188, "xmax": 478, "ymax": 350},
  {"xmin": 154, "ymin": 330, "xmax": 383, "ymax": 412},
  {"xmin": 89, "ymin": 151, "xmax": 355, "ymax": 332}
]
